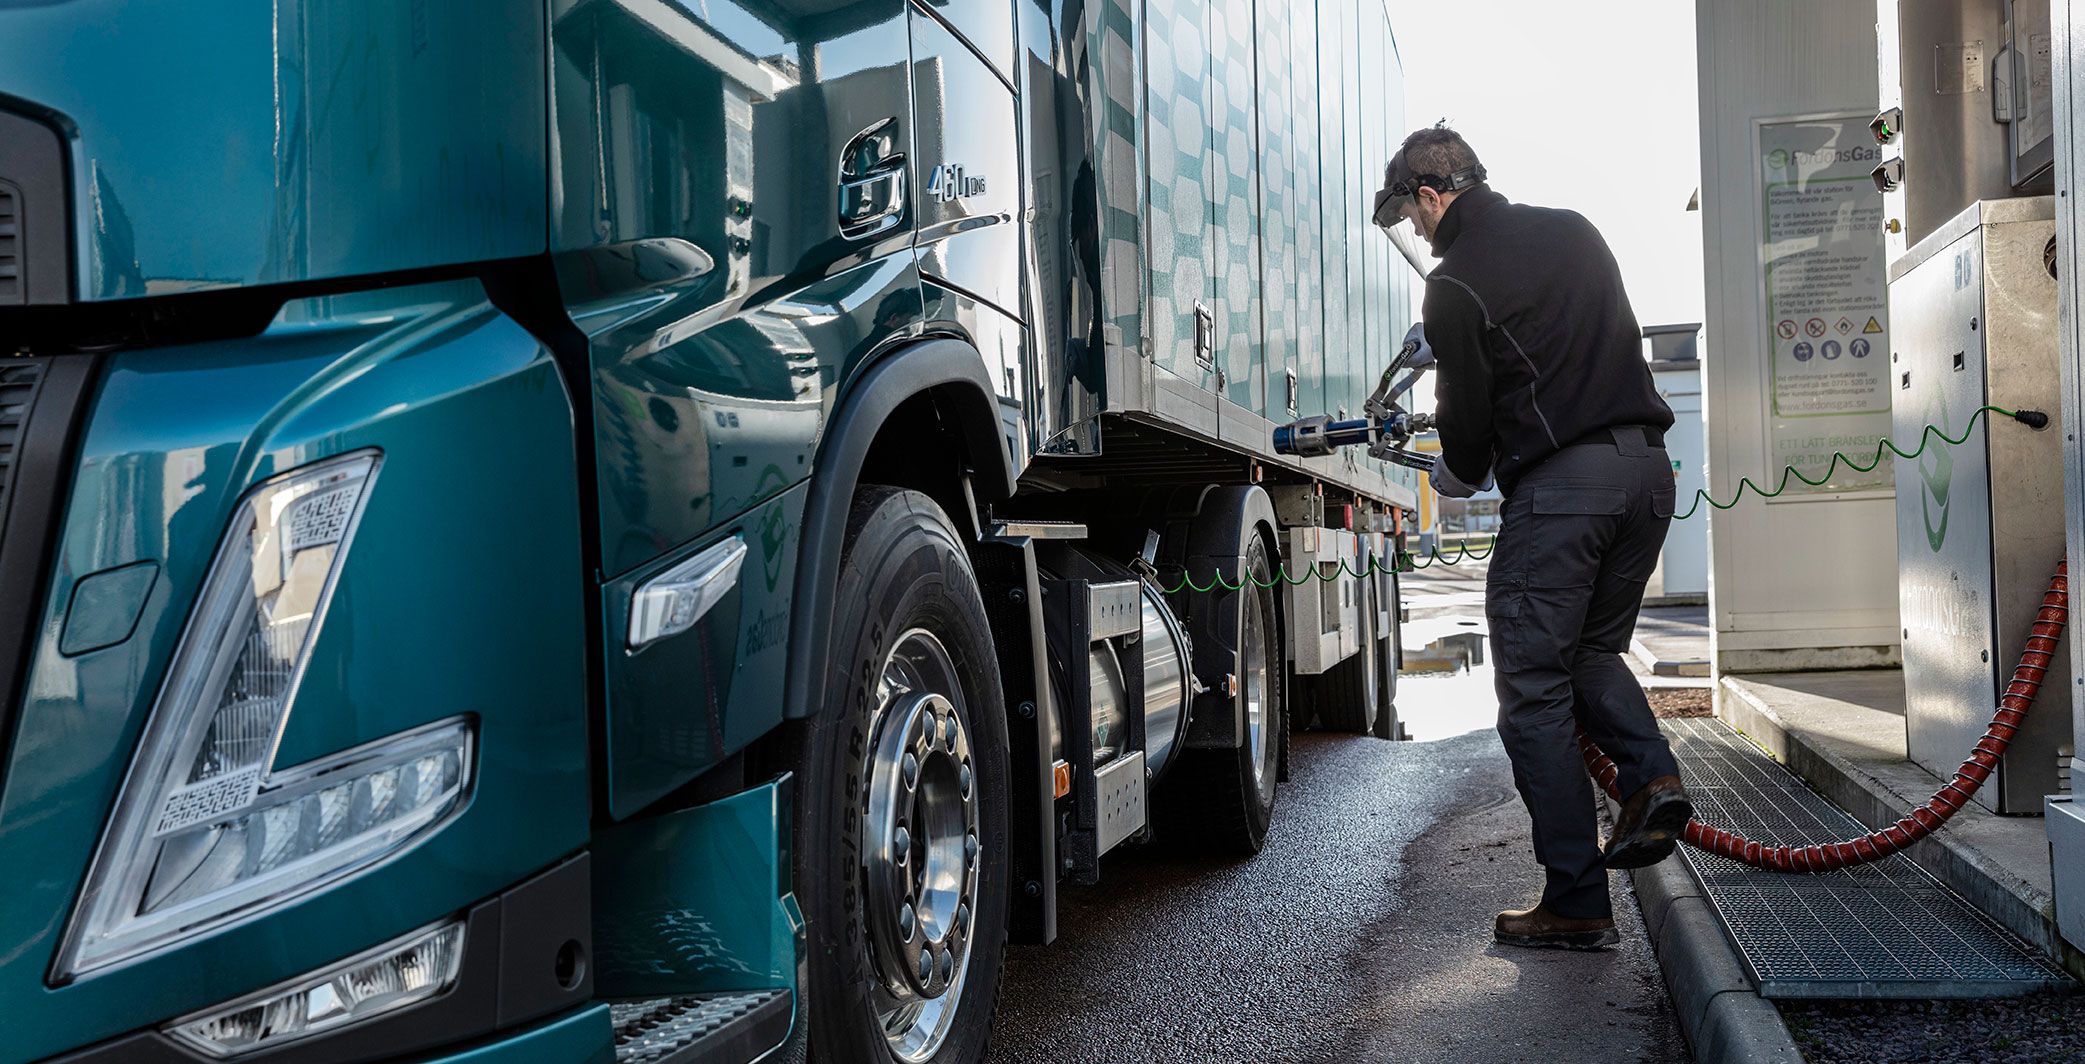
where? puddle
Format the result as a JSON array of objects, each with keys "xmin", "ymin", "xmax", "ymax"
[{"xmin": 1395, "ymin": 627, "xmax": 1501, "ymax": 742}]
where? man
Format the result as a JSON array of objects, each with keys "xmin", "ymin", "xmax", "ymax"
[{"xmin": 1378, "ymin": 126, "xmax": 1692, "ymax": 951}]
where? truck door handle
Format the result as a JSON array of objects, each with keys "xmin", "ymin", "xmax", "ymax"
[{"xmin": 839, "ymin": 118, "xmax": 907, "ymax": 239}]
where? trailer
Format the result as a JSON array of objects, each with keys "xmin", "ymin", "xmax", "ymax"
[{"xmin": 0, "ymin": 1, "xmax": 1415, "ymax": 1061}]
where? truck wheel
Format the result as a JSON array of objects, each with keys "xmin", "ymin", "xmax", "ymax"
[
  {"xmin": 1317, "ymin": 574, "xmax": 1379, "ymax": 734},
  {"xmin": 1161, "ymin": 530, "xmax": 1285, "ymax": 854},
  {"xmin": 792, "ymin": 486, "xmax": 1008, "ymax": 1063},
  {"xmin": 1372, "ymin": 568, "xmax": 1402, "ymax": 740}
]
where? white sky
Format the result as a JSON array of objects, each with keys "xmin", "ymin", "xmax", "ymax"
[{"xmin": 1384, "ymin": 0, "xmax": 1707, "ymax": 329}]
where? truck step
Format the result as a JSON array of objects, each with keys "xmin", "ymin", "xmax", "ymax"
[
  {"xmin": 1095, "ymin": 750, "xmax": 1147, "ymax": 855},
  {"xmin": 611, "ymin": 990, "xmax": 793, "ymax": 1064}
]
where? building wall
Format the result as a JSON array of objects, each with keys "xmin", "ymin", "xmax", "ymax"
[
  {"xmin": 1648, "ymin": 359, "xmax": 1708, "ymax": 601},
  {"xmin": 1696, "ymin": 0, "xmax": 1900, "ymax": 670},
  {"xmin": 2051, "ymin": 0, "xmax": 2085, "ymax": 784}
]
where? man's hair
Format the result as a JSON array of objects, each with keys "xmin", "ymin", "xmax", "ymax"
[{"xmin": 1393, "ymin": 124, "xmax": 1482, "ymax": 184}]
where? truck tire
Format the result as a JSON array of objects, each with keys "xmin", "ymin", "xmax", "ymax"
[
  {"xmin": 1160, "ymin": 529, "xmax": 1286, "ymax": 854},
  {"xmin": 1317, "ymin": 574, "xmax": 1379, "ymax": 734},
  {"xmin": 1372, "ymin": 568, "xmax": 1402, "ymax": 740},
  {"xmin": 789, "ymin": 486, "xmax": 1009, "ymax": 1064}
]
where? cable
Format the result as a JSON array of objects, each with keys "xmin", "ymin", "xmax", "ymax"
[
  {"xmin": 1159, "ymin": 553, "xmax": 1394, "ymax": 595},
  {"xmin": 1404, "ymin": 537, "xmax": 1495, "ymax": 570},
  {"xmin": 1674, "ymin": 404, "xmax": 2042, "ymax": 519},
  {"xmin": 1159, "ymin": 405, "xmax": 2049, "ymax": 585},
  {"xmin": 1580, "ymin": 559, "xmax": 2067, "ymax": 871},
  {"xmin": 1154, "ymin": 533, "xmax": 1503, "ymax": 592}
]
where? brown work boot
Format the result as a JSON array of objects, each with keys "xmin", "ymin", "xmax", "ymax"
[
  {"xmin": 1494, "ymin": 904, "xmax": 1620, "ymax": 951},
  {"xmin": 1603, "ymin": 774, "xmax": 1694, "ymax": 869}
]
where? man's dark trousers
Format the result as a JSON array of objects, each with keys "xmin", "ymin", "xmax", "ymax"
[{"xmin": 1486, "ymin": 426, "xmax": 1683, "ymax": 919}]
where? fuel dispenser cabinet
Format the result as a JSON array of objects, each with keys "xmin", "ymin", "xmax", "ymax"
[{"xmin": 1891, "ymin": 196, "xmax": 2072, "ymax": 813}]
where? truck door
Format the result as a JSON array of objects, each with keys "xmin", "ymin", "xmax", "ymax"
[
  {"xmin": 549, "ymin": 0, "xmax": 921, "ymax": 817},
  {"xmin": 909, "ymin": 1, "xmax": 1028, "ymax": 470}
]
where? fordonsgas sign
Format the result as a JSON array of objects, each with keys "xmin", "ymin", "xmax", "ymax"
[{"xmin": 1768, "ymin": 143, "xmax": 1884, "ymax": 172}]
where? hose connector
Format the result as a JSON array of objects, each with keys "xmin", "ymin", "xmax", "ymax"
[{"xmin": 2011, "ymin": 408, "xmax": 2051, "ymax": 430}]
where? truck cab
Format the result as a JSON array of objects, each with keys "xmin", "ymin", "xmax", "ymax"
[{"xmin": 0, "ymin": 2, "xmax": 1415, "ymax": 1061}]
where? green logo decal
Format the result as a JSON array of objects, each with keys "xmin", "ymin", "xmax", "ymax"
[
  {"xmin": 1768, "ymin": 148, "xmax": 1790, "ymax": 170},
  {"xmin": 1918, "ymin": 398, "xmax": 1954, "ymax": 552},
  {"xmin": 755, "ymin": 464, "xmax": 790, "ymax": 591}
]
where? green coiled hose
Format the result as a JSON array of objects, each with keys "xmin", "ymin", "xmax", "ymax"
[{"xmin": 1156, "ymin": 404, "xmax": 2046, "ymax": 590}]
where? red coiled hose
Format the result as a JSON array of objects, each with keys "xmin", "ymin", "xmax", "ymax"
[{"xmin": 1579, "ymin": 559, "xmax": 2068, "ymax": 872}]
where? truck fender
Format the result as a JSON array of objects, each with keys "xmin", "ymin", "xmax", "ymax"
[
  {"xmin": 782, "ymin": 336, "xmax": 1019, "ymax": 722},
  {"xmin": 1170, "ymin": 485, "xmax": 1282, "ymax": 750}
]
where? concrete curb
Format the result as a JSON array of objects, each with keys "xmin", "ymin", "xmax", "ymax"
[
  {"xmin": 1628, "ymin": 852, "xmax": 1805, "ymax": 1064},
  {"xmin": 1630, "ymin": 637, "xmax": 1711, "ymax": 678}
]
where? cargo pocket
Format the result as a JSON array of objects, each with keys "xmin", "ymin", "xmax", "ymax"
[
  {"xmin": 1518, "ymin": 483, "xmax": 1625, "ymax": 594},
  {"xmin": 1485, "ymin": 571, "xmax": 1529, "ymax": 667}
]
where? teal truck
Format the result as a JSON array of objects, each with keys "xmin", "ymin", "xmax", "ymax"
[{"xmin": 0, "ymin": 1, "xmax": 1416, "ymax": 1060}]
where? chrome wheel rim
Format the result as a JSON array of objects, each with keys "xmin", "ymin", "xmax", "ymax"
[
  {"xmin": 861, "ymin": 628, "xmax": 981, "ymax": 1063},
  {"xmin": 1243, "ymin": 578, "xmax": 1275, "ymax": 802}
]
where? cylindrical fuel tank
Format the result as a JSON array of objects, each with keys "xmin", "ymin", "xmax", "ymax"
[
  {"xmin": 1137, "ymin": 583, "xmax": 1191, "ymax": 776},
  {"xmin": 1044, "ymin": 578, "xmax": 1195, "ymax": 780}
]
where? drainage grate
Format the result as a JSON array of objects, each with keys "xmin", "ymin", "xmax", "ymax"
[
  {"xmin": 1665, "ymin": 717, "xmax": 2070, "ymax": 998},
  {"xmin": 611, "ymin": 990, "xmax": 790, "ymax": 1064}
]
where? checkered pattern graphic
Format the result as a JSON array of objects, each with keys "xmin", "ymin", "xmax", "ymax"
[
  {"xmin": 1256, "ymin": 6, "xmax": 1295, "ymax": 418},
  {"xmin": 1285, "ymin": 0, "xmax": 1323, "ymax": 419},
  {"xmin": 1126, "ymin": 0, "xmax": 1421, "ymax": 500},
  {"xmin": 1210, "ymin": 0, "xmax": 1261, "ymax": 411},
  {"xmin": 1091, "ymin": 0, "xmax": 1144, "ymax": 361},
  {"xmin": 1139, "ymin": 0, "xmax": 1208, "ymax": 382},
  {"xmin": 1310, "ymin": 0, "xmax": 1348, "ymax": 424}
]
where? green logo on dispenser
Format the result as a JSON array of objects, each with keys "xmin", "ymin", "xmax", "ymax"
[{"xmin": 1919, "ymin": 396, "xmax": 1955, "ymax": 552}]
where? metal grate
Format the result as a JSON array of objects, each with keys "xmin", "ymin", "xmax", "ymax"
[
  {"xmin": 0, "ymin": 183, "xmax": 19, "ymax": 304},
  {"xmin": 1665, "ymin": 717, "xmax": 2071, "ymax": 998},
  {"xmin": 611, "ymin": 990, "xmax": 787, "ymax": 1064}
]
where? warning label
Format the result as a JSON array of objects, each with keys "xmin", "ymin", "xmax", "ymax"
[{"xmin": 1760, "ymin": 115, "xmax": 1892, "ymax": 493}]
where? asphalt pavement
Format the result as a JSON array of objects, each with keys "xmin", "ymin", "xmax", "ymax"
[{"xmin": 986, "ymin": 559, "xmax": 1690, "ymax": 1063}]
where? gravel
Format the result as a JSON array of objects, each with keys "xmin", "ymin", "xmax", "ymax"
[
  {"xmin": 1780, "ymin": 992, "xmax": 2085, "ymax": 1063},
  {"xmin": 1646, "ymin": 686, "xmax": 1713, "ymax": 718}
]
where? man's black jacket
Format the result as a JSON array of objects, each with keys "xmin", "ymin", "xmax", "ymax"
[{"xmin": 1421, "ymin": 185, "xmax": 1673, "ymax": 495}]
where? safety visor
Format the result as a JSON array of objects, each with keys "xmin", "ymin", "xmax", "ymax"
[{"xmin": 1372, "ymin": 179, "xmax": 1418, "ymax": 235}]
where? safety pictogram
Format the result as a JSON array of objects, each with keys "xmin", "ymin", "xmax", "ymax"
[
  {"xmin": 1863, "ymin": 316, "xmax": 1885, "ymax": 334},
  {"xmin": 1776, "ymin": 320, "xmax": 1798, "ymax": 340},
  {"xmin": 1805, "ymin": 318, "xmax": 1827, "ymax": 338}
]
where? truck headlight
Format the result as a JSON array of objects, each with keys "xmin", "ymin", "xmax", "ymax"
[{"xmin": 55, "ymin": 453, "xmax": 474, "ymax": 980}]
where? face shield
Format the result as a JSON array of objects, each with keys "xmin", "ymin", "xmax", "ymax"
[
  {"xmin": 1373, "ymin": 175, "xmax": 1436, "ymax": 278},
  {"xmin": 1375, "ymin": 149, "xmax": 1487, "ymax": 278}
]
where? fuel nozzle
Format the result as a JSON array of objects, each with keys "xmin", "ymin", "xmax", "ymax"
[
  {"xmin": 1272, "ymin": 331, "xmax": 1438, "ymax": 470},
  {"xmin": 1271, "ymin": 414, "xmax": 1350, "ymax": 457}
]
